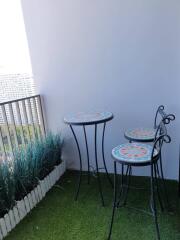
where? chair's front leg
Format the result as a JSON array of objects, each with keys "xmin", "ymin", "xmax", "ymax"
[
  {"xmin": 154, "ymin": 163, "xmax": 164, "ymax": 211},
  {"xmin": 159, "ymin": 151, "xmax": 170, "ymax": 209},
  {"xmin": 108, "ymin": 161, "xmax": 118, "ymax": 240},
  {"xmin": 150, "ymin": 163, "xmax": 161, "ymax": 240},
  {"xmin": 123, "ymin": 165, "xmax": 132, "ymax": 206},
  {"xmin": 117, "ymin": 164, "xmax": 124, "ymax": 207}
]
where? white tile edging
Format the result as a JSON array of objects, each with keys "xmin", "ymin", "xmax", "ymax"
[{"xmin": 0, "ymin": 161, "xmax": 66, "ymax": 239}]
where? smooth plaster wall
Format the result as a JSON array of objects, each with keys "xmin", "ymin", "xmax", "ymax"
[{"xmin": 21, "ymin": 0, "xmax": 180, "ymax": 179}]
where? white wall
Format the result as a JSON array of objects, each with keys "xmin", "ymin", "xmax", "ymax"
[{"xmin": 21, "ymin": 0, "xmax": 180, "ymax": 179}]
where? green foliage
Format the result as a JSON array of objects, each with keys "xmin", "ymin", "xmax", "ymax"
[
  {"xmin": 38, "ymin": 132, "xmax": 62, "ymax": 179},
  {"xmin": 0, "ymin": 161, "xmax": 15, "ymax": 216},
  {"xmin": 14, "ymin": 144, "xmax": 39, "ymax": 200},
  {"xmin": 0, "ymin": 132, "xmax": 62, "ymax": 216}
]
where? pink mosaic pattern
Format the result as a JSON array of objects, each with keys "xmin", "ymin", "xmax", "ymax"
[
  {"xmin": 120, "ymin": 145, "xmax": 147, "ymax": 159},
  {"xmin": 112, "ymin": 143, "xmax": 158, "ymax": 163}
]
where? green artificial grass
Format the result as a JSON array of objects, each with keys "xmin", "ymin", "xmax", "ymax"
[{"xmin": 5, "ymin": 171, "xmax": 180, "ymax": 240}]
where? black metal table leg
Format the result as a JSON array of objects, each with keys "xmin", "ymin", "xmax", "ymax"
[
  {"xmin": 95, "ymin": 124, "xmax": 105, "ymax": 206},
  {"xmin": 102, "ymin": 123, "xmax": 113, "ymax": 187},
  {"xmin": 108, "ymin": 161, "xmax": 117, "ymax": 240},
  {"xmin": 83, "ymin": 126, "xmax": 90, "ymax": 184},
  {"xmin": 70, "ymin": 125, "xmax": 82, "ymax": 201}
]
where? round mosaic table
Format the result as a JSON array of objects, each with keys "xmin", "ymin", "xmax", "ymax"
[
  {"xmin": 124, "ymin": 127, "xmax": 156, "ymax": 143},
  {"xmin": 64, "ymin": 111, "xmax": 113, "ymax": 206}
]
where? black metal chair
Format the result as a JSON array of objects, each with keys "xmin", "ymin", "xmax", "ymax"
[
  {"xmin": 108, "ymin": 121, "xmax": 171, "ymax": 240},
  {"xmin": 124, "ymin": 106, "xmax": 175, "ymax": 209},
  {"xmin": 124, "ymin": 105, "xmax": 175, "ymax": 143}
]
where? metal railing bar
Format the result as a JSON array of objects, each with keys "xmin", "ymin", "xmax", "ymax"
[
  {"xmin": 37, "ymin": 96, "xmax": 46, "ymax": 137},
  {"xmin": 26, "ymin": 99, "xmax": 36, "ymax": 140},
  {"xmin": 0, "ymin": 126, "xmax": 7, "ymax": 161},
  {"xmin": 15, "ymin": 102, "xmax": 26, "ymax": 146},
  {"xmin": 8, "ymin": 103, "xmax": 19, "ymax": 148},
  {"xmin": 0, "ymin": 95, "xmax": 40, "ymax": 106},
  {"xmin": 32, "ymin": 97, "xmax": 41, "ymax": 140},
  {"xmin": 21, "ymin": 100, "xmax": 31, "ymax": 142},
  {"xmin": 1, "ymin": 105, "xmax": 14, "ymax": 156}
]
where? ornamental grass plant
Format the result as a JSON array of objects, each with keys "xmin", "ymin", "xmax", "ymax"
[
  {"xmin": 0, "ymin": 161, "xmax": 15, "ymax": 217},
  {"xmin": 0, "ymin": 132, "xmax": 62, "ymax": 217}
]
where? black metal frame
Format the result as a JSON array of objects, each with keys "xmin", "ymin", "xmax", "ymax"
[
  {"xmin": 154, "ymin": 105, "xmax": 175, "ymax": 129},
  {"xmin": 179, "ymin": 145, "xmax": 180, "ymax": 197},
  {"xmin": 108, "ymin": 122, "xmax": 171, "ymax": 240},
  {"xmin": 67, "ymin": 116, "xmax": 113, "ymax": 206},
  {"xmin": 124, "ymin": 107, "xmax": 175, "ymax": 205}
]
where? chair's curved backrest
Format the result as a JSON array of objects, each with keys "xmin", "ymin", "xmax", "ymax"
[
  {"xmin": 151, "ymin": 120, "xmax": 171, "ymax": 162},
  {"xmin": 154, "ymin": 105, "xmax": 175, "ymax": 129}
]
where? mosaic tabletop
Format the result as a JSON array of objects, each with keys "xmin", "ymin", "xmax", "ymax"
[
  {"xmin": 124, "ymin": 127, "xmax": 156, "ymax": 142},
  {"xmin": 64, "ymin": 111, "xmax": 113, "ymax": 125},
  {"xmin": 112, "ymin": 143, "xmax": 158, "ymax": 164}
]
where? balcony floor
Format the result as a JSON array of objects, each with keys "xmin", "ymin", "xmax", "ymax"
[{"xmin": 5, "ymin": 171, "xmax": 180, "ymax": 240}]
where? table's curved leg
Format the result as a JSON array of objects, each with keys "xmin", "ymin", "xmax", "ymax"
[
  {"xmin": 70, "ymin": 125, "xmax": 82, "ymax": 201},
  {"xmin": 102, "ymin": 122, "xmax": 113, "ymax": 187},
  {"xmin": 83, "ymin": 125, "xmax": 90, "ymax": 184},
  {"xmin": 95, "ymin": 124, "xmax": 105, "ymax": 206}
]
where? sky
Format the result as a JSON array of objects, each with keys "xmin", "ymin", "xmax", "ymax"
[{"xmin": 0, "ymin": 0, "xmax": 32, "ymax": 73}]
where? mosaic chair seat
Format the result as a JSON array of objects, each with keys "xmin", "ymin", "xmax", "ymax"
[
  {"xmin": 124, "ymin": 105, "xmax": 175, "ymax": 143},
  {"xmin": 108, "ymin": 121, "xmax": 171, "ymax": 240},
  {"xmin": 112, "ymin": 142, "xmax": 158, "ymax": 166}
]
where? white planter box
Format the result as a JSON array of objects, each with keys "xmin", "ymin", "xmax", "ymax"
[
  {"xmin": 0, "ymin": 229, "xmax": 3, "ymax": 240},
  {"xmin": 44, "ymin": 177, "xmax": 49, "ymax": 193},
  {"xmin": 4, "ymin": 214, "xmax": 11, "ymax": 233},
  {"xmin": 13, "ymin": 206, "xmax": 20, "ymax": 225},
  {"xmin": 39, "ymin": 180, "xmax": 46, "ymax": 197},
  {"xmin": 31, "ymin": 190, "xmax": 37, "ymax": 207},
  {"xmin": 0, "ymin": 218, "xmax": 7, "ymax": 238},
  {"xmin": 51, "ymin": 170, "xmax": 56, "ymax": 186},
  {"xmin": 37, "ymin": 185, "xmax": 43, "ymax": 201},
  {"xmin": 49, "ymin": 172, "xmax": 54, "ymax": 187},
  {"xmin": 17, "ymin": 200, "xmax": 26, "ymax": 220},
  {"xmin": 0, "ymin": 161, "xmax": 66, "ymax": 239},
  {"xmin": 27, "ymin": 193, "xmax": 33, "ymax": 210},
  {"xmin": 34, "ymin": 187, "xmax": 40, "ymax": 203},
  {"xmin": 54, "ymin": 167, "xmax": 59, "ymax": 181},
  {"xmin": 24, "ymin": 196, "xmax": 30, "ymax": 213},
  {"xmin": 47, "ymin": 175, "xmax": 52, "ymax": 189},
  {"xmin": 9, "ymin": 210, "xmax": 15, "ymax": 229}
]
